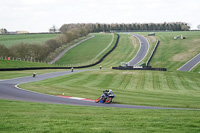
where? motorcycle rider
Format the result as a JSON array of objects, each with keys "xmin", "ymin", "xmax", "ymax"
[{"xmin": 101, "ymin": 89, "xmax": 113, "ymax": 98}]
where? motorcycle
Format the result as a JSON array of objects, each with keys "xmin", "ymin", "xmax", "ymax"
[{"xmin": 95, "ymin": 94, "xmax": 115, "ymax": 104}]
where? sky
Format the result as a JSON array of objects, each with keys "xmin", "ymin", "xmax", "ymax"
[{"xmin": 1, "ymin": 0, "xmax": 199, "ymax": 32}]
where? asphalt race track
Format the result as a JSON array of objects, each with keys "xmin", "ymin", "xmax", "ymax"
[
  {"xmin": 0, "ymin": 69, "xmax": 199, "ymax": 110},
  {"xmin": 128, "ymin": 34, "xmax": 149, "ymax": 66},
  {"xmin": 178, "ymin": 53, "xmax": 200, "ymax": 71}
]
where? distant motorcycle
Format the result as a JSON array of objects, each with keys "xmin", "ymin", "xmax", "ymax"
[{"xmin": 95, "ymin": 94, "xmax": 115, "ymax": 104}]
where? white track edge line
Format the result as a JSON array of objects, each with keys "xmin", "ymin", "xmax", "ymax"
[{"xmin": 178, "ymin": 53, "xmax": 200, "ymax": 71}]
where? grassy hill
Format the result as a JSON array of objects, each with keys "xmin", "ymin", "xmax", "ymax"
[
  {"xmin": 0, "ymin": 34, "xmax": 58, "ymax": 47},
  {"xmin": 148, "ymin": 31, "xmax": 200, "ymax": 71},
  {"xmin": 55, "ymin": 33, "xmax": 116, "ymax": 66}
]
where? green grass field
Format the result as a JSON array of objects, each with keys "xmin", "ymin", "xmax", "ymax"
[
  {"xmin": 55, "ymin": 33, "xmax": 116, "ymax": 66},
  {"xmin": 1, "ymin": 99, "xmax": 200, "ymax": 133},
  {"xmin": 0, "ymin": 59, "xmax": 55, "ymax": 68},
  {"xmin": 0, "ymin": 34, "xmax": 58, "ymax": 47},
  {"xmin": 148, "ymin": 31, "xmax": 200, "ymax": 71}
]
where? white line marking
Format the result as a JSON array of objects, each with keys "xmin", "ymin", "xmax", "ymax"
[{"xmin": 178, "ymin": 53, "xmax": 200, "ymax": 71}]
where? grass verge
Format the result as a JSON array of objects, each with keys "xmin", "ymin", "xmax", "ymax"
[
  {"xmin": 1, "ymin": 99, "xmax": 200, "ymax": 133},
  {"xmin": 55, "ymin": 33, "xmax": 114, "ymax": 66},
  {"xmin": 148, "ymin": 31, "xmax": 200, "ymax": 71}
]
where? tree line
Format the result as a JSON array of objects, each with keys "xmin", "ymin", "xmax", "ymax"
[
  {"xmin": 0, "ymin": 25, "xmax": 90, "ymax": 62},
  {"xmin": 60, "ymin": 22, "xmax": 190, "ymax": 33}
]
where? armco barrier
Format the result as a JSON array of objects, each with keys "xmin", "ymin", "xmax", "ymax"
[
  {"xmin": 0, "ymin": 34, "xmax": 119, "ymax": 71},
  {"xmin": 112, "ymin": 66, "xmax": 167, "ymax": 71},
  {"xmin": 146, "ymin": 40, "xmax": 159, "ymax": 66}
]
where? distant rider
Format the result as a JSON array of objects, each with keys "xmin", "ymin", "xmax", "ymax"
[{"xmin": 33, "ymin": 72, "xmax": 36, "ymax": 77}]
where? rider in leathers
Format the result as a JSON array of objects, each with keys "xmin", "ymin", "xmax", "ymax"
[{"xmin": 101, "ymin": 89, "xmax": 113, "ymax": 98}]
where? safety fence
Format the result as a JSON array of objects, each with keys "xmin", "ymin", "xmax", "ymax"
[
  {"xmin": 112, "ymin": 66, "xmax": 167, "ymax": 71},
  {"xmin": 0, "ymin": 56, "xmax": 47, "ymax": 63},
  {"xmin": 146, "ymin": 40, "xmax": 160, "ymax": 66}
]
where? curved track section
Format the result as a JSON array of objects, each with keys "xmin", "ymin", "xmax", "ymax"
[
  {"xmin": 0, "ymin": 70, "xmax": 199, "ymax": 110},
  {"xmin": 128, "ymin": 34, "xmax": 149, "ymax": 66},
  {"xmin": 178, "ymin": 53, "xmax": 200, "ymax": 71}
]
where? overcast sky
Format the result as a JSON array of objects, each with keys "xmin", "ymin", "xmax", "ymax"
[{"xmin": 1, "ymin": 0, "xmax": 199, "ymax": 32}]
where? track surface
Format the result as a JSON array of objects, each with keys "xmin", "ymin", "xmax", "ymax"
[
  {"xmin": 0, "ymin": 69, "xmax": 199, "ymax": 110},
  {"xmin": 128, "ymin": 34, "xmax": 149, "ymax": 66},
  {"xmin": 178, "ymin": 53, "xmax": 200, "ymax": 71}
]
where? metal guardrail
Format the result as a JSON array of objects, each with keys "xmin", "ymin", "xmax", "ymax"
[
  {"xmin": 146, "ymin": 40, "xmax": 159, "ymax": 66},
  {"xmin": 112, "ymin": 66, "xmax": 167, "ymax": 71}
]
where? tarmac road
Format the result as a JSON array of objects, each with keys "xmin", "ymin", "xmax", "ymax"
[
  {"xmin": 0, "ymin": 69, "xmax": 199, "ymax": 110},
  {"xmin": 178, "ymin": 53, "xmax": 200, "ymax": 71},
  {"xmin": 128, "ymin": 34, "xmax": 149, "ymax": 66}
]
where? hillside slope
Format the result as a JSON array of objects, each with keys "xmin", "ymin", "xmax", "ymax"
[
  {"xmin": 55, "ymin": 33, "xmax": 116, "ymax": 66},
  {"xmin": 148, "ymin": 31, "xmax": 200, "ymax": 71}
]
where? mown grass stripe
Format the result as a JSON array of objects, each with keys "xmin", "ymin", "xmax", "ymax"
[
  {"xmin": 158, "ymin": 72, "xmax": 169, "ymax": 90},
  {"xmin": 143, "ymin": 71, "xmax": 153, "ymax": 90},
  {"xmin": 152, "ymin": 72, "xmax": 160, "ymax": 90},
  {"xmin": 136, "ymin": 71, "xmax": 145, "ymax": 90},
  {"xmin": 166, "ymin": 72, "xmax": 178, "ymax": 90}
]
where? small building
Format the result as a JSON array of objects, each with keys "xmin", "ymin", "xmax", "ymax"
[
  {"xmin": 16, "ymin": 31, "xmax": 29, "ymax": 34},
  {"xmin": 8, "ymin": 31, "xmax": 17, "ymax": 34}
]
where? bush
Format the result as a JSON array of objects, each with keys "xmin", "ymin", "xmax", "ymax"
[{"xmin": 0, "ymin": 25, "xmax": 91, "ymax": 62}]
